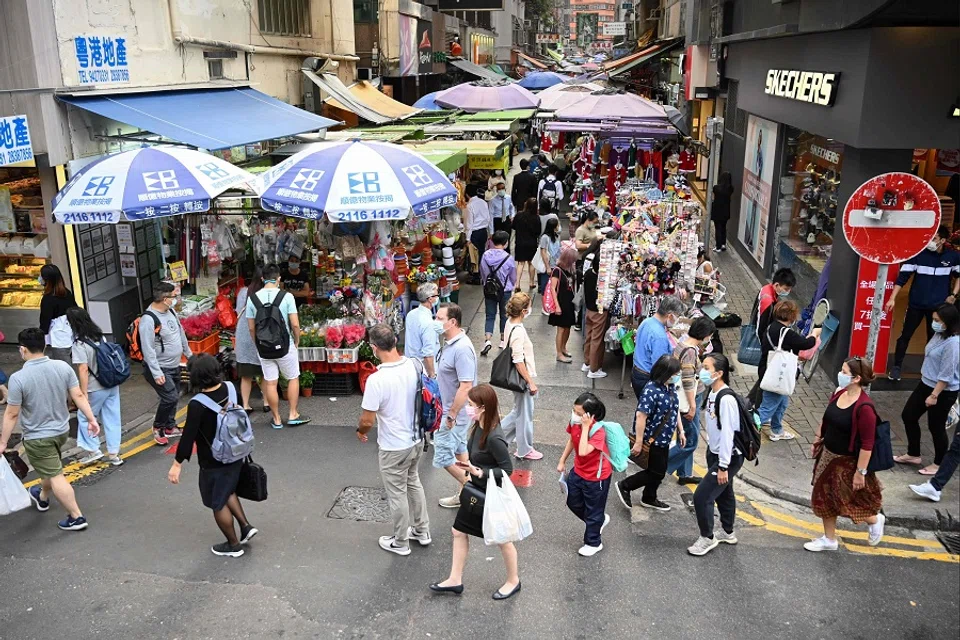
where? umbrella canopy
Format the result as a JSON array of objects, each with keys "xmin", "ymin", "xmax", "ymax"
[
  {"xmin": 554, "ymin": 90, "xmax": 668, "ymax": 121},
  {"xmin": 413, "ymin": 91, "xmax": 444, "ymax": 111},
  {"xmin": 52, "ymin": 147, "xmax": 254, "ymax": 224},
  {"xmin": 255, "ymin": 140, "xmax": 458, "ymax": 222},
  {"xmin": 434, "ymin": 80, "xmax": 539, "ymax": 113},
  {"xmin": 537, "ymin": 82, "xmax": 605, "ymax": 111},
  {"xmin": 517, "ymin": 71, "xmax": 571, "ymax": 91},
  {"xmin": 662, "ymin": 105, "xmax": 689, "ymax": 135}
]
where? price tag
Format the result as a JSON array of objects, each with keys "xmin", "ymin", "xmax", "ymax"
[{"xmin": 168, "ymin": 260, "xmax": 188, "ymax": 282}]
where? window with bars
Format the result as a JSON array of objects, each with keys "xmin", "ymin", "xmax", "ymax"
[
  {"xmin": 258, "ymin": 0, "xmax": 311, "ymax": 37},
  {"xmin": 725, "ymin": 80, "xmax": 747, "ymax": 138}
]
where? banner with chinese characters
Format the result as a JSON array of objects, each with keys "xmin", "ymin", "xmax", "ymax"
[
  {"xmin": 848, "ymin": 258, "xmax": 899, "ymax": 374},
  {"xmin": 0, "ymin": 114, "xmax": 33, "ymax": 167},
  {"xmin": 73, "ymin": 35, "xmax": 131, "ymax": 85}
]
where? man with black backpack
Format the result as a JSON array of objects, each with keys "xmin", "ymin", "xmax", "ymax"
[
  {"xmin": 537, "ymin": 165, "xmax": 564, "ymax": 215},
  {"xmin": 478, "ymin": 231, "xmax": 517, "ymax": 357}
]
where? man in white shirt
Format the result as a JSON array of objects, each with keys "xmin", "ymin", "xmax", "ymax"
[
  {"xmin": 537, "ymin": 166, "xmax": 564, "ymax": 214},
  {"xmin": 465, "ymin": 184, "xmax": 493, "ymax": 280},
  {"xmin": 358, "ymin": 324, "xmax": 430, "ymax": 556}
]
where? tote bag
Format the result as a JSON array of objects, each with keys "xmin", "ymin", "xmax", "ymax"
[
  {"xmin": 760, "ymin": 327, "xmax": 798, "ymax": 396},
  {"xmin": 532, "ymin": 245, "xmax": 547, "ymax": 274},
  {"xmin": 0, "ymin": 457, "xmax": 31, "ymax": 516},
  {"xmin": 483, "ymin": 472, "xmax": 533, "ymax": 545},
  {"xmin": 490, "ymin": 326, "xmax": 528, "ymax": 393}
]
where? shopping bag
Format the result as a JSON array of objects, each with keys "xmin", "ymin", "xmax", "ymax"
[
  {"xmin": 483, "ymin": 472, "xmax": 533, "ymax": 545},
  {"xmin": 737, "ymin": 324, "xmax": 762, "ymax": 366},
  {"xmin": 531, "ymin": 248, "xmax": 547, "ymax": 274},
  {"xmin": 0, "ymin": 457, "xmax": 31, "ymax": 516},
  {"xmin": 541, "ymin": 268, "xmax": 560, "ymax": 314},
  {"xmin": 760, "ymin": 327, "xmax": 798, "ymax": 396}
]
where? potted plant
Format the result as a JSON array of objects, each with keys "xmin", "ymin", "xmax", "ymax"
[{"xmin": 300, "ymin": 371, "xmax": 315, "ymax": 397}]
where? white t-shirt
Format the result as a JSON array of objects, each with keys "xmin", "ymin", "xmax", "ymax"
[{"xmin": 360, "ymin": 357, "xmax": 421, "ymax": 451}]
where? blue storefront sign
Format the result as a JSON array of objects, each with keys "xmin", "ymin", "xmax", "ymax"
[
  {"xmin": 0, "ymin": 114, "xmax": 33, "ymax": 167},
  {"xmin": 74, "ymin": 35, "xmax": 131, "ymax": 85}
]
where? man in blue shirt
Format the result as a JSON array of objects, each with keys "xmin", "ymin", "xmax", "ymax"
[
  {"xmin": 632, "ymin": 296, "xmax": 685, "ymax": 399},
  {"xmin": 403, "ymin": 282, "xmax": 440, "ymax": 378},
  {"xmin": 488, "ymin": 179, "xmax": 515, "ymax": 240}
]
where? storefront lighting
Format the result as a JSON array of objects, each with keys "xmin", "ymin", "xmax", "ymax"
[{"xmin": 950, "ymin": 100, "xmax": 960, "ymax": 118}]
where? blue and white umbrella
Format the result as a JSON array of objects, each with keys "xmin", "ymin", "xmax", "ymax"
[
  {"xmin": 52, "ymin": 147, "xmax": 254, "ymax": 224},
  {"xmin": 255, "ymin": 140, "xmax": 458, "ymax": 223}
]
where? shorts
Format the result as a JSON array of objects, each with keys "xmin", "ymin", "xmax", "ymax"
[
  {"xmin": 22, "ymin": 433, "xmax": 69, "ymax": 479},
  {"xmin": 433, "ymin": 417, "xmax": 470, "ymax": 468},
  {"xmin": 260, "ymin": 347, "xmax": 299, "ymax": 382}
]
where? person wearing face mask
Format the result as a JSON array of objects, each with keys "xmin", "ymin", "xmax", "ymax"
[
  {"xmin": 804, "ymin": 357, "xmax": 885, "ymax": 552},
  {"xmin": 433, "ymin": 303, "xmax": 478, "ymax": 509},
  {"xmin": 749, "ymin": 268, "xmax": 796, "ymax": 360},
  {"xmin": 498, "ymin": 292, "xmax": 541, "ymax": 460},
  {"xmin": 615, "ymin": 355, "xmax": 684, "ymax": 513},
  {"xmin": 280, "ymin": 252, "xmax": 312, "ymax": 307},
  {"xmin": 403, "ymin": 283, "xmax": 441, "ymax": 379},
  {"xmin": 895, "ymin": 303, "xmax": 960, "ymax": 476},
  {"xmin": 558, "ymin": 392, "xmax": 613, "ymax": 556},
  {"xmin": 884, "ymin": 225, "xmax": 960, "ymax": 381},
  {"xmin": 667, "ymin": 316, "xmax": 717, "ymax": 485},
  {"xmin": 140, "ymin": 281, "xmax": 193, "ymax": 446},
  {"xmin": 631, "ymin": 296, "xmax": 685, "ymax": 400},
  {"xmin": 488, "ymin": 177, "xmax": 514, "ymax": 240},
  {"xmin": 38, "ymin": 264, "xmax": 78, "ymax": 365}
]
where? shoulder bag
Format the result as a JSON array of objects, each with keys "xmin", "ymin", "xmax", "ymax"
[
  {"xmin": 632, "ymin": 409, "xmax": 671, "ymax": 470},
  {"xmin": 759, "ymin": 326, "xmax": 798, "ymax": 396},
  {"xmin": 236, "ymin": 455, "xmax": 268, "ymax": 502},
  {"xmin": 490, "ymin": 325, "xmax": 528, "ymax": 393}
]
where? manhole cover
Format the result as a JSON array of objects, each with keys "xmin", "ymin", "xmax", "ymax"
[
  {"xmin": 327, "ymin": 486, "xmax": 391, "ymax": 523},
  {"xmin": 937, "ymin": 532, "xmax": 960, "ymax": 555}
]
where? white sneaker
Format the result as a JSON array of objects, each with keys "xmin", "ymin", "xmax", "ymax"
[
  {"xmin": 715, "ymin": 529, "xmax": 738, "ymax": 545},
  {"xmin": 578, "ymin": 543, "xmax": 603, "ymax": 557},
  {"xmin": 408, "ymin": 527, "xmax": 432, "ymax": 546},
  {"xmin": 803, "ymin": 536, "xmax": 839, "ymax": 552},
  {"xmin": 867, "ymin": 513, "xmax": 885, "ymax": 547},
  {"xmin": 687, "ymin": 536, "xmax": 719, "ymax": 556},
  {"xmin": 599, "ymin": 513, "xmax": 610, "ymax": 535},
  {"xmin": 78, "ymin": 450, "xmax": 104, "ymax": 465},
  {"xmin": 587, "ymin": 370, "xmax": 608, "ymax": 379},
  {"xmin": 581, "ymin": 364, "xmax": 590, "ymax": 373},
  {"xmin": 439, "ymin": 494, "xmax": 461, "ymax": 509},
  {"xmin": 909, "ymin": 482, "xmax": 942, "ymax": 502},
  {"xmin": 769, "ymin": 431, "xmax": 796, "ymax": 441},
  {"xmin": 378, "ymin": 536, "xmax": 411, "ymax": 556}
]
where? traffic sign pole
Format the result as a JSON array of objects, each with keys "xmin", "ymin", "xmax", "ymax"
[{"xmin": 864, "ymin": 263, "xmax": 887, "ymax": 380}]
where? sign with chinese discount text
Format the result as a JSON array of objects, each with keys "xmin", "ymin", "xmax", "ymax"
[
  {"xmin": 0, "ymin": 115, "xmax": 33, "ymax": 167},
  {"xmin": 849, "ymin": 258, "xmax": 899, "ymax": 374},
  {"xmin": 74, "ymin": 35, "xmax": 131, "ymax": 85}
]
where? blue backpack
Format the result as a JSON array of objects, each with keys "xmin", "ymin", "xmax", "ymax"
[
  {"xmin": 83, "ymin": 338, "xmax": 131, "ymax": 388},
  {"xmin": 191, "ymin": 382, "xmax": 256, "ymax": 464},
  {"xmin": 412, "ymin": 358, "xmax": 443, "ymax": 444},
  {"xmin": 588, "ymin": 421, "xmax": 632, "ymax": 475}
]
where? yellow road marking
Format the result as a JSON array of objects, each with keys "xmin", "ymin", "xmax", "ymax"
[{"xmin": 842, "ymin": 541, "xmax": 959, "ymax": 562}]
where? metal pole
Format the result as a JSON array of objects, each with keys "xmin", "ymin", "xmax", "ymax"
[
  {"xmin": 864, "ymin": 262, "xmax": 888, "ymax": 390},
  {"xmin": 703, "ymin": 119, "xmax": 720, "ymax": 254}
]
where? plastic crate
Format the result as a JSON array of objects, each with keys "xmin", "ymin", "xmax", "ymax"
[
  {"xmin": 302, "ymin": 361, "xmax": 330, "ymax": 374},
  {"xmin": 188, "ymin": 331, "xmax": 220, "ymax": 357},
  {"xmin": 329, "ymin": 361, "xmax": 359, "ymax": 374},
  {"xmin": 298, "ymin": 347, "xmax": 326, "ymax": 362},
  {"xmin": 313, "ymin": 373, "xmax": 356, "ymax": 396},
  {"xmin": 326, "ymin": 346, "xmax": 359, "ymax": 364}
]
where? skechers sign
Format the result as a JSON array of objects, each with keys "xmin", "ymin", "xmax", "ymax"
[{"xmin": 764, "ymin": 70, "xmax": 839, "ymax": 107}]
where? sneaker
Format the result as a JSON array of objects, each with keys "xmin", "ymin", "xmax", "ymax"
[
  {"xmin": 439, "ymin": 494, "xmax": 461, "ymax": 509},
  {"xmin": 499, "ymin": 340, "xmax": 506, "ymax": 350},
  {"xmin": 58, "ymin": 515, "xmax": 89, "ymax": 531},
  {"xmin": 408, "ymin": 527, "xmax": 432, "ymax": 546},
  {"xmin": 29, "ymin": 486, "xmax": 50, "ymax": 512},
  {"xmin": 480, "ymin": 341, "xmax": 493, "ymax": 357},
  {"xmin": 211, "ymin": 542, "xmax": 244, "ymax": 557},
  {"xmin": 153, "ymin": 429, "xmax": 169, "ymax": 446},
  {"xmin": 909, "ymin": 482, "xmax": 942, "ymax": 502},
  {"xmin": 573, "ymin": 325, "xmax": 581, "ymax": 332},
  {"xmin": 769, "ymin": 431, "xmax": 796, "ymax": 441},
  {"xmin": 887, "ymin": 366, "xmax": 901, "ymax": 381},
  {"xmin": 639, "ymin": 498, "xmax": 671, "ymax": 512},
  {"xmin": 715, "ymin": 529, "xmax": 738, "ymax": 545},
  {"xmin": 578, "ymin": 543, "xmax": 603, "ymax": 557},
  {"xmin": 581, "ymin": 363, "xmax": 590, "ymax": 373},
  {"xmin": 163, "ymin": 427, "xmax": 182, "ymax": 439},
  {"xmin": 517, "ymin": 449, "xmax": 544, "ymax": 460},
  {"xmin": 867, "ymin": 513, "xmax": 886, "ymax": 547},
  {"xmin": 803, "ymin": 536, "xmax": 839, "ymax": 552},
  {"xmin": 687, "ymin": 536, "xmax": 719, "ymax": 556},
  {"xmin": 104, "ymin": 454, "xmax": 125, "ymax": 467},
  {"xmin": 587, "ymin": 370, "xmax": 608, "ymax": 379},
  {"xmin": 599, "ymin": 513, "xmax": 610, "ymax": 535},
  {"xmin": 541, "ymin": 308, "xmax": 550, "ymax": 316},
  {"xmin": 615, "ymin": 481, "xmax": 632, "ymax": 509},
  {"xmin": 379, "ymin": 535, "xmax": 411, "ymax": 556},
  {"xmin": 240, "ymin": 524, "xmax": 259, "ymax": 544},
  {"xmin": 78, "ymin": 450, "xmax": 104, "ymax": 465}
]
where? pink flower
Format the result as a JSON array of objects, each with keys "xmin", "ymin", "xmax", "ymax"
[{"xmin": 326, "ymin": 325, "xmax": 344, "ymax": 349}]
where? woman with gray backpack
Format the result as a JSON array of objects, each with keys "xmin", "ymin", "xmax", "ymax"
[{"xmin": 168, "ymin": 354, "xmax": 258, "ymax": 558}]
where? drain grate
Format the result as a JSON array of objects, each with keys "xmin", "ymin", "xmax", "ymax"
[
  {"xmin": 937, "ymin": 532, "xmax": 960, "ymax": 555},
  {"xmin": 327, "ymin": 486, "xmax": 392, "ymax": 523}
]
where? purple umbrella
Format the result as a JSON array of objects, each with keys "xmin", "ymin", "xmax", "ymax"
[
  {"xmin": 537, "ymin": 82, "xmax": 604, "ymax": 111},
  {"xmin": 555, "ymin": 89, "xmax": 667, "ymax": 121},
  {"xmin": 434, "ymin": 80, "xmax": 539, "ymax": 113}
]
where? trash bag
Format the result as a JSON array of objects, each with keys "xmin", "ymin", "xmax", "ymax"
[
  {"xmin": 482, "ymin": 472, "xmax": 533, "ymax": 546},
  {"xmin": 0, "ymin": 457, "xmax": 31, "ymax": 516}
]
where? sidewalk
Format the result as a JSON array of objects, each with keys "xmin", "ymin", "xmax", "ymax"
[{"xmin": 709, "ymin": 246, "xmax": 958, "ymax": 531}]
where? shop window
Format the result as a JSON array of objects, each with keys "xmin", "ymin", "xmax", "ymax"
[
  {"xmin": 353, "ymin": 0, "xmax": 376, "ymax": 23},
  {"xmin": 258, "ymin": 0, "xmax": 311, "ymax": 37},
  {"xmin": 0, "ymin": 168, "xmax": 49, "ymax": 326},
  {"xmin": 724, "ymin": 80, "xmax": 746, "ymax": 138}
]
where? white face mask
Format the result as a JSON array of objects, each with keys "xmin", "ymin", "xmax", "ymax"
[
  {"xmin": 927, "ymin": 240, "xmax": 939, "ymax": 252},
  {"xmin": 570, "ymin": 411, "xmax": 582, "ymax": 425}
]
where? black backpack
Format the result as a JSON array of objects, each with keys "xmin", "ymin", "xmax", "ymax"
[
  {"xmin": 703, "ymin": 387, "xmax": 762, "ymax": 465},
  {"xmin": 540, "ymin": 179, "xmax": 558, "ymax": 212},
  {"xmin": 249, "ymin": 290, "xmax": 291, "ymax": 359},
  {"xmin": 483, "ymin": 256, "xmax": 511, "ymax": 301}
]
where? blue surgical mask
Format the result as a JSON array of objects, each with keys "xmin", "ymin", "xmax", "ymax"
[
  {"xmin": 837, "ymin": 372, "xmax": 853, "ymax": 388},
  {"xmin": 37, "ymin": 276, "xmax": 44, "ymax": 286},
  {"xmin": 698, "ymin": 369, "xmax": 715, "ymax": 386},
  {"xmin": 669, "ymin": 374, "xmax": 682, "ymax": 386},
  {"xmin": 777, "ymin": 290, "xmax": 789, "ymax": 299},
  {"xmin": 288, "ymin": 261, "xmax": 299, "ymax": 270},
  {"xmin": 432, "ymin": 320, "xmax": 445, "ymax": 335},
  {"xmin": 932, "ymin": 321, "xmax": 945, "ymax": 333}
]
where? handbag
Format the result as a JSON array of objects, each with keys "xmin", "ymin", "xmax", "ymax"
[
  {"xmin": 236, "ymin": 455, "xmax": 268, "ymax": 502},
  {"xmin": 490, "ymin": 326, "xmax": 528, "ymax": 393},
  {"xmin": 541, "ymin": 268, "xmax": 560, "ymax": 314},
  {"xmin": 532, "ymin": 245, "xmax": 547, "ymax": 274},
  {"xmin": 850, "ymin": 403, "xmax": 895, "ymax": 473},
  {"xmin": 633, "ymin": 410, "xmax": 671, "ymax": 469},
  {"xmin": 460, "ymin": 480, "xmax": 486, "ymax": 515},
  {"xmin": 760, "ymin": 327, "xmax": 798, "ymax": 396},
  {"xmin": 482, "ymin": 472, "xmax": 533, "ymax": 545},
  {"xmin": 737, "ymin": 324, "xmax": 762, "ymax": 366}
]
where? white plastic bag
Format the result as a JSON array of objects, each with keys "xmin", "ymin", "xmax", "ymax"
[
  {"xmin": 760, "ymin": 327, "xmax": 798, "ymax": 396},
  {"xmin": 0, "ymin": 457, "xmax": 31, "ymax": 516},
  {"xmin": 482, "ymin": 472, "xmax": 533, "ymax": 545},
  {"xmin": 532, "ymin": 248, "xmax": 547, "ymax": 274}
]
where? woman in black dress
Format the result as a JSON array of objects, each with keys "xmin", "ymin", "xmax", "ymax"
[
  {"xmin": 430, "ymin": 384, "xmax": 521, "ymax": 600},
  {"xmin": 711, "ymin": 172, "xmax": 734, "ymax": 252},
  {"xmin": 168, "ymin": 354, "xmax": 258, "ymax": 558},
  {"xmin": 548, "ymin": 244, "xmax": 578, "ymax": 362},
  {"xmin": 512, "ymin": 198, "xmax": 542, "ymax": 292}
]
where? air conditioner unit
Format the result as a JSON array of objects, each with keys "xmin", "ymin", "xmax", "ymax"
[
  {"xmin": 357, "ymin": 67, "xmax": 375, "ymax": 81},
  {"xmin": 649, "ymin": 7, "xmax": 662, "ymax": 19}
]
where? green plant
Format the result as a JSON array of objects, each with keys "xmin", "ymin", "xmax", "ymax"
[
  {"xmin": 358, "ymin": 340, "xmax": 380, "ymax": 366},
  {"xmin": 315, "ymin": 333, "xmax": 326, "ymax": 347},
  {"xmin": 299, "ymin": 371, "xmax": 315, "ymax": 387}
]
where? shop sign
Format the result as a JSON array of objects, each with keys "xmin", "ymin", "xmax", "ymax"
[
  {"xmin": 536, "ymin": 34, "xmax": 561, "ymax": 43},
  {"xmin": 603, "ymin": 22, "xmax": 626, "ymax": 36},
  {"xmin": 693, "ymin": 87, "xmax": 716, "ymax": 100},
  {"xmin": 468, "ymin": 154, "xmax": 508, "ymax": 171},
  {"xmin": 936, "ymin": 149, "xmax": 960, "ymax": 175},
  {"xmin": 73, "ymin": 35, "xmax": 131, "ymax": 85},
  {"xmin": 849, "ymin": 258, "xmax": 899, "ymax": 374},
  {"xmin": 0, "ymin": 114, "xmax": 33, "ymax": 167},
  {"xmin": 592, "ymin": 41, "xmax": 613, "ymax": 51},
  {"xmin": 764, "ymin": 69, "xmax": 838, "ymax": 107}
]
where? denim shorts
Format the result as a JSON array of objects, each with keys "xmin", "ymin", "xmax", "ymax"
[{"xmin": 433, "ymin": 417, "xmax": 470, "ymax": 468}]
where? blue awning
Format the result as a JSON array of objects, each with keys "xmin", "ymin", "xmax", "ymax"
[{"xmin": 58, "ymin": 87, "xmax": 339, "ymax": 150}]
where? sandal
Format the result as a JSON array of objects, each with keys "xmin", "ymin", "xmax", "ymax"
[
  {"xmin": 287, "ymin": 415, "xmax": 312, "ymax": 427},
  {"xmin": 893, "ymin": 454, "xmax": 922, "ymax": 465},
  {"xmin": 918, "ymin": 466, "xmax": 939, "ymax": 476},
  {"xmin": 557, "ymin": 356, "xmax": 573, "ymax": 363}
]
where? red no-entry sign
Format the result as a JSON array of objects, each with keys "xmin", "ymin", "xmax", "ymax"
[{"xmin": 842, "ymin": 172, "xmax": 941, "ymax": 265}]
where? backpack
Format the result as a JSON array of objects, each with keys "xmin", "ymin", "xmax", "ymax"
[
  {"xmin": 588, "ymin": 421, "xmax": 631, "ymax": 475},
  {"xmin": 540, "ymin": 179, "xmax": 558, "ymax": 212},
  {"xmin": 704, "ymin": 388, "xmax": 762, "ymax": 465},
  {"xmin": 412, "ymin": 358, "xmax": 443, "ymax": 447},
  {"xmin": 82, "ymin": 338, "xmax": 131, "ymax": 388},
  {"xmin": 191, "ymin": 382, "xmax": 255, "ymax": 464},
  {"xmin": 483, "ymin": 255, "xmax": 511, "ymax": 301},
  {"xmin": 126, "ymin": 310, "xmax": 162, "ymax": 362},
  {"xmin": 249, "ymin": 290, "xmax": 291, "ymax": 359}
]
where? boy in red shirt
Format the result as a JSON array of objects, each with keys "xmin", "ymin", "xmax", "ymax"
[{"xmin": 558, "ymin": 392, "xmax": 612, "ymax": 557}]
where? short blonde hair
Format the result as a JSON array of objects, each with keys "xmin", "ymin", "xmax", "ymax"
[{"xmin": 506, "ymin": 291, "xmax": 531, "ymax": 318}]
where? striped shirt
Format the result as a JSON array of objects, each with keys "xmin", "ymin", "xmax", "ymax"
[{"xmin": 894, "ymin": 248, "xmax": 960, "ymax": 310}]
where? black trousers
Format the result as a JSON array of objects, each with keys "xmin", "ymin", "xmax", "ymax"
[
  {"xmin": 693, "ymin": 451, "xmax": 744, "ymax": 538},
  {"xmin": 621, "ymin": 444, "xmax": 669, "ymax": 503},
  {"xmin": 893, "ymin": 306, "xmax": 936, "ymax": 369},
  {"xmin": 902, "ymin": 381, "xmax": 960, "ymax": 464},
  {"xmin": 493, "ymin": 216, "xmax": 512, "ymax": 242},
  {"xmin": 714, "ymin": 219, "xmax": 728, "ymax": 249}
]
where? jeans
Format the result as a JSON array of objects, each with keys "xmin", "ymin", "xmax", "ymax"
[
  {"xmin": 758, "ymin": 390, "xmax": 790, "ymax": 435},
  {"xmin": 893, "ymin": 306, "xmax": 936, "ymax": 369},
  {"xmin": 693, "ymin": 450, "xmax": 744, "ymax": 538},
  {"xmin": 484, "ymin": 291, "xmax": 509, "ymax": 337},
  {"xmin": 631, "ymin": 367, "xmax": 650, "ymax": 402},
  {"xmin": 931, "ymin": 427, "xmax": 960, "ymax": 492},
  {"xmin": 538, "ymin": 271, "xmax": 549, "ymax": 295},
  {"xmin": 144, "ymin": 365, "xmax": 181, "ymax": 430},
  {"xmin": 621, "ymin": 443, "xmax": 669, "ymax": 503},
  {"xmin": 667, "ymin": 391, "xmax": 703, "ymax": 478},
  {"xmin": 76, "ymin": 386, "xmax": 122, "ymax": 455},
  {"xmin": 500, "ymin": 390, "xmax": 536, "ymax": 456},
  {"xmin": 902, "ymin": 381, "xmax": 960, "ymax": 465},
  {"xmin": 566, "ymin": 469, "xmax": 611, "ymax": 547},
  {"xmin": 379, "ymin": 444, "xmax": 429, "ymax": 546}
]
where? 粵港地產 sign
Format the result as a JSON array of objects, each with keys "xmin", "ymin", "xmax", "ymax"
[
  {"xmin": 0, "ymin": 114, "xmax": 33, "ymax": 167},
  {"xmin": 74, "ymin": 35, "xmax": 131, "ymax": 85}
]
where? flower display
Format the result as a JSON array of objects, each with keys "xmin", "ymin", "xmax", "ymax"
[
  {"xmin": 407, "ymin": 263, "xmax": 441, "ymax": 284},
  {"xmin": 181, "ymin": 309, "xmax": 219, "ymax": 340},
  {"xmin": 325, "ymin": 325, "xmax": 344, "ymax": 349},
  {"xmin": 343, "ymin": 323, "xmax": 366, "ymax": 348}
]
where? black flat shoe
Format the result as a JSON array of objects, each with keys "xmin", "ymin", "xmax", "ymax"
[
  {"xmin": 678, "ymin": 476, "xmax": 702, "ymax": 486},
  {"xmin": 429, "ymin": 582, "xmax": 464, "ymax": 595},
  {"xmin": 492, "ymin": 582, "xmax": 521, "ymax": 600}
]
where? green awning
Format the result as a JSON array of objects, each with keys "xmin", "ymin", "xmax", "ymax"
[
  {"xmin": 419, "ymin": 148, "xmax": 468, "ymax": 174},
  {"xmin": 487, "ymin": 64, "xmax": 508, "ymax": 77},
  {"xmin": 458, "ymin": 109, "xmax": 536, "ymax": 121}
]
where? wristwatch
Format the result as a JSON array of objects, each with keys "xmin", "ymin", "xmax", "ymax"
[
  {"xmin": 857, "ymin": 468, "xmax": 868, "ymax": 476},
  {"xmin": 718, "ymin": 466, "xmax": 728, "ymax": 472}
]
